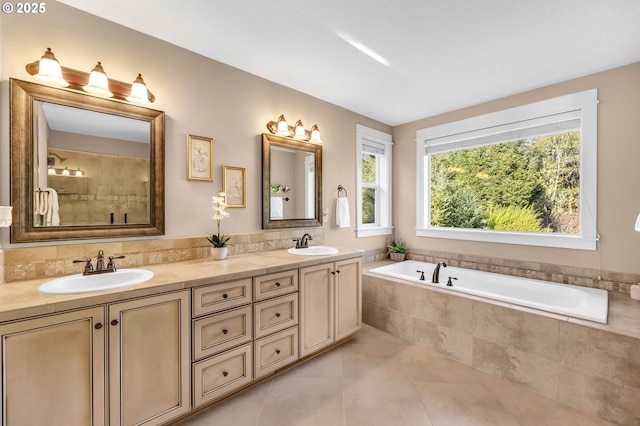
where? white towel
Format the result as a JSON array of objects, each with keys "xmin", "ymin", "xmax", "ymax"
[
  {"xmin": 271, "ymin": 196, "xmax": 284, "ymax": 219},
  {"xmin": 44, "ymin": 188, "xmax": 60, "ymax": 226},
  {"xmin": 336, "ymin": 197, "xmax": 350, "ymax": 228}
]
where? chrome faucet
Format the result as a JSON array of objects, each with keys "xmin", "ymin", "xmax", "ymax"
[
  {"xmin": 73, "ymin": 250, "xmax": 126, "ymax": 276},
  {"xmin": 293, "ymin": 233, "xmax": 313, "ymax": 249},
  {"xmin": 432, "ymin": 261, "xmax": 447, "ymax": 283}
]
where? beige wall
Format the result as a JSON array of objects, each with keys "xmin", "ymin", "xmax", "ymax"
[
  {"xmin": 0, "ymin": 2, "xmax": 391, "ymax": 250},
  {"xmin": 393, "ymin": 62, "xmax": 640, "ymax": 275}
]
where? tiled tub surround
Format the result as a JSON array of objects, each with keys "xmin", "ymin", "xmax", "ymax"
[
  {"xmin": 363, "ymin": 262, "xmax": 640, "ymax": 426},
  {"xmin": 369, "ymin": 260, "xmax": 609, "ymax": 323},
  {"xmin": 0, "ymin": 228, "xmax": 324, "ymax": 283}
]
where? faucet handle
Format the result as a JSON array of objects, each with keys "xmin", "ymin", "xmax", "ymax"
[
  {"xmin": 416, "ymin": 270, "xmax": 425, "ymax": 281},
  {"xmin": 73, "ymin": 258, "xmax": 93, "ymax": 274},
  {"xmin": 107, "ymin": 255, "xmax": 126, "ymax": 271},
  {"xmin": 292, "ymin": 238, "xmax": 301, "ymax": 249}
]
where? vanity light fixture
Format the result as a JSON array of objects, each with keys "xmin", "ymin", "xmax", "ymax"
[
  {"xmin": 294, "ymin": 120, "xmax": 306, "ymax": 140},
  {"xmin": 33, "ymin": 48, "xmax": 69, "ymax": 87},
  {"xmin": 266, "ymin": 115, "xmax": 322, "ymax": 143},
  {"xmin": 635, "ymin": 213, "xmax": 640, "ymax": 233},
  {"xmin": 26, "ymin": 48, "xmax": 156, "ymax": 103},
  {"xmin": 83, "ymin": 62, "xmax": 113, "ymax": 98},
  {"xmin": 48, "ymin": 166, "xmax": 85, "ymax": 177},
  {"xmin": 125, "ymin": 74, "xmax": 151, "ymax": 105}
]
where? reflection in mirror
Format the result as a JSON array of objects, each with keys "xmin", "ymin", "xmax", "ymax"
[
  {"xmin": 10, "ymin": 78, "xmax": 165, "ymax": 242},
  {"xmin": 36, "ymin": 102, "xmax": 151, "ymax": 227},
  {"xmin": 262, "ymin": 133, "xmax": 322, "ymax": 229},
  {"xmin": 270, "ymin": 146, "xmax": 315, "ymax": 220}
]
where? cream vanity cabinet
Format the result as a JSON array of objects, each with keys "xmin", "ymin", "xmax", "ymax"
[
  {"xmin": 253, "ymin": 269, "xmax": 299, "ymax": 378},
  {"xmin": 0, "ymin": 306, "xmax": 105, "ymax": 425},
  {"xmin": 191, "ymin": 278, "xmax": 254, "ymax": 407},
  {"xmin": 0, "ymin": 290, "xmax": 190, "ymax": 426},
  {"xmin": 108, "ymin": 291, "xmax": 190, "ymax": 426},
  {"xmin": 299, "ymin": 257, "xmax": 362, "ymax": 358}
]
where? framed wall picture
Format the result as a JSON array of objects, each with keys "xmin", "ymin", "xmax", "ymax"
[
  {"xmin": 223, "ymin": 165, "xmax": 246, "ymax": 208},
  {"xmin": 187, "ymin": 134, "xmax": 214, "ymax": 181}
]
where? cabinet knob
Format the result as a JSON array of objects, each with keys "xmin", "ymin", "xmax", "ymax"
[
  {"xmin": 94, "ymin": 323, "xmax": 103, "ymax": 330},
  {"xmin": 275, "ymin": 313, "xmax": 281, "ymax": 318},
  {"xmin": 222, "ymin": 328, "xmax": 229, "ymax": 335},
  {"xmin": 331, "ymin": 271, "xmax": 336, "ymax": 275},
  {"xmin": 222, "ymin": 293, "xmax": 228, "ymax": 299},
  {"xmin": 275, "ymin": 349, "xmax": 281, "ymax": 355},
  {"xmin": 110, "ymin": 319, "xmax": 119, "ymax": 326},
  {"xmin": 275, "ymin": 282, "xmax": 281, "ymax": 287},
  {"xmin": 336, "ymin": 270, "xmax": 341, "ymax": 274},
  {"xmin": 222, "ymin": 371, "xmax": 228, "ymax": 377}
]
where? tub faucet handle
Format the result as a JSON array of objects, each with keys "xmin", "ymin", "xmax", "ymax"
[
  {"xmin": 417, "ymin": 270, "xmax": 425, "ymax": 281},
  {"xmin": 446, "ymin": 276, "xmax": 458, "ymax": 287}
]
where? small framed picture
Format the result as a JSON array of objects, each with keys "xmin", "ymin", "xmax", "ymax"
[
  {"xmin": 187, "ymin": 134, "xmax": 214, "ymax": 181},
  {"xmin": 223, "ymin": 165, "xmax": 246, "ymax": 208}
]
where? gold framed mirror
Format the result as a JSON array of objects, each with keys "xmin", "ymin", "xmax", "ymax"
[
  {"xmin": 10, "ymin": 78, "xmax": 165, "ymax": 242},
  {"xmin": 262, "ymin": 133, "xmax": 322, "ymax": 229}
]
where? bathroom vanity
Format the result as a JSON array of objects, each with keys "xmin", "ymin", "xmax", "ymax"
[{"xmin": 0, "ymin": 248, "xmax": 362, "ymax": 426}]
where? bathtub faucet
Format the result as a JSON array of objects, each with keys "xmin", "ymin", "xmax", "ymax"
[
  {"xmin": 417, "ymin": 270, "xmax": 425, "ymax": 281},
  {"xmin": 432, "ymin": 261, "xmax": 447, "ymax": 283}
]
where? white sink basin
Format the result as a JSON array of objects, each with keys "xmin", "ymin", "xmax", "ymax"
[
  {"xmin": 39, "ymin": 269, "xmax": 154, "ymax": 295},
  {"xmin": 287, "ymin": 246, "xmax": 339, "ymax": 256}
]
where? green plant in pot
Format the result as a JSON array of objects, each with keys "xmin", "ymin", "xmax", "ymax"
[{"xmin": 387, "ymin": 239, "xmax": 407, "ymax": 261}]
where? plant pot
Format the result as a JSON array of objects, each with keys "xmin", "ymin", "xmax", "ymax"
[
  {"xmin": 211, "ymin": 247, "xmax": 228, "ymax": 260},
  {"xmin": 389, "ymin": 252, "xmax": 406, "ymax": 261}
]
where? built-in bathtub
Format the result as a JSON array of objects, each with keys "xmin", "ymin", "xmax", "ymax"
[{"xmin": 369, "ymin": 260, "xmax": 608, "ymax": 323}]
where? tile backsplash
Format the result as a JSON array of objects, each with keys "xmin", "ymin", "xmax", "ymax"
[
  {"xmin": 404, "ymin": 247, "xmax": 636, "ymax": 295},
  {"xmin": 0, "ymin": 228, "xmax": 324, "ymax": 283}
]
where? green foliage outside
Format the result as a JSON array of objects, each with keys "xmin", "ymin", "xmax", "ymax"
[
  {"xmin": 362, "ymin": 153, "xmax": 376, "ymax": 224},
  {"xmin": 430, "ymin": 131, "xmax": 580, "ymax": 234}
]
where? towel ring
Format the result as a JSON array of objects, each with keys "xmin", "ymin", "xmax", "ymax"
[{"xmin": 338, "ymin": 185, "xmax": 348, "ymax": 198}]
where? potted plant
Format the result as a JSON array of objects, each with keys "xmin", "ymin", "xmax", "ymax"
[
  {"xmin": 387, "ymin": 239, "xmax": 407, "ymax": 261},
  {"xmin": 207, "ymin": 191, "xmax": 231, "ymax": 260}
]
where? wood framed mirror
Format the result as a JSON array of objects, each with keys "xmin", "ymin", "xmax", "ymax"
[
  {"xmin": 262, "ymin": 133, "xmax": 322, "ymax": 229},
  {"xmin": 10, "ymin": 78, "xmax": 165, "ymax": 242}
]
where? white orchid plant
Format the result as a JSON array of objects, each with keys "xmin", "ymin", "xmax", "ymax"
[{"xmin": 207, "ymin": 191, "xmax": 231, "ymax": 248}]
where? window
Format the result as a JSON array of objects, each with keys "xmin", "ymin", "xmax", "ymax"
[
  {"xmin": 356, "ymin": 125, "xmax": 392, "ymax": 237},
  {"xmin": 416, "ymin": 89, "xmax": 598, "ymax": 250}
]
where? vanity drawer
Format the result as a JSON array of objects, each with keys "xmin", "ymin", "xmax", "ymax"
[
  {"xmin": 254, "ymin": 326, "xmax": 299, "ymax": 379},
  {"xmin": 192, "ymin": 343, "xmax": 253, "ymax": 408},
  {"xmin": 192, "ymin": 278, "xmax": 252, "ymax": 317},
  {"xmin": 253, "ymin": 293, "xmax": 298, "ymax": 339},
  {"xmin": 193, "ymin": 305, "xmax": 252, "ymax": 361},
  {"xmin": 254, "ymin": 270, "xmax": 298, "ymax": 301}
]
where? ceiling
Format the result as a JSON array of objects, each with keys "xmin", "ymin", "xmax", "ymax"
[{"xmin": 57, "ymin": 0, "xmax": 640, "ymax": 126}]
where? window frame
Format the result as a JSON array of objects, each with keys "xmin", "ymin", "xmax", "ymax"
[
  {"xmin": 356, "ymin": 124, "xmax": 393, "ymax": 237},
  {"xmin": 415, "ymin": 89, "xmax": 598, "ymax": 250}
]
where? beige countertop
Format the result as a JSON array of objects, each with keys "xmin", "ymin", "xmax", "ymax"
[{"xmin": 0, "ymin": 247, "xmax": 363, "ymax": 323}]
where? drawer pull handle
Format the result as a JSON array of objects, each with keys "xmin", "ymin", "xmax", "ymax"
[
  {"xmin": 222, "ymin": 293, "xmax": 228, "ymax": 299},
  {"xmin": 94, "ymin": 323, "xmax": 103, "ymax": 330},
  {"xmin": 275, "ymin": 313, "xmax": 281, "ymax": 318},
  {"xmin": 222, "ymin": 328, "xmax": 229, "ymax": 335},
  {"xmin": 275, "ymin": 282, "xmax": 281, "ymax": 287},
  {"xmin": 275, "ymin": 349, "xmax": 281, "ymax": 355},
  {"xmin": 223, "ymin": 371, "xmax": 229, "ymax": 377},
  {"xmin": 110, "ymin": 319, "xmax": 119, "ymax": 326}
]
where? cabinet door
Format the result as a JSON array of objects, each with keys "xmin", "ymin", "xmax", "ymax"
[
  {"xmin": 108, "ymin": 291, "xmax": 190, "ymax": 426},
  {"xmin": 0, "ymin": 307, "xmax": 105, "ymax": 426},
  {"xmin": 299, "ymin": 263, "xmax": 335, "ymax": 358},
  {"xmin": 335, "ymin": 258, "xmax": 362, "ymax": 340}
]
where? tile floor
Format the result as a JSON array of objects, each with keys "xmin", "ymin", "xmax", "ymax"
[{"xmin": 176, "ymin": 324, "xmax": 615, "ymax": 426}]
